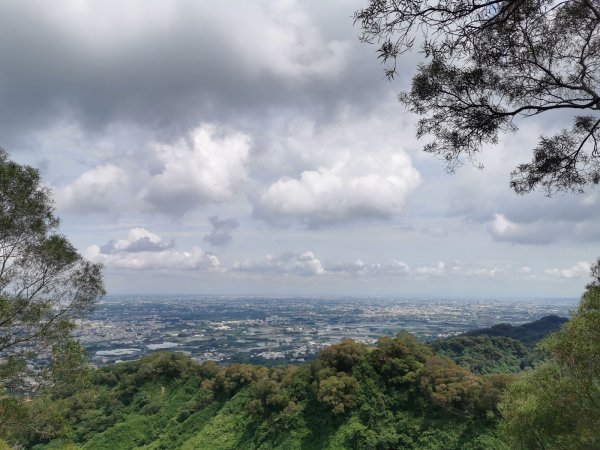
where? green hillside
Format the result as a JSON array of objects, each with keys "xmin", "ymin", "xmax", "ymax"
[
  {"xmin": 463, "ymin": 315, "xmax": 568, "ymax": 345},
  {"xmin": 12, "ymin": 334, "xmax": 511, "ymax": 450},
  {"xmin": 431, "ymin": 315, "xmax": 568, "ymax": 374}
]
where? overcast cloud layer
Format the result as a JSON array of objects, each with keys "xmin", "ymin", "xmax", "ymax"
[{"xmin": 1, "ymin": 0, "xmax": 598, "ymax": 297}]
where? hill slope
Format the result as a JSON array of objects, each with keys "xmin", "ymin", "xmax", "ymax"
[
  {"xmin": 16, "ymin": 335, "xmax": 510, "ymax": 450},
  {"xmin": 5, "ymin": 316, "xmax": 569, "ymax": 449},
  {"xmin": 431, "ymin": 315, "xmax": 568, "ymax": 374},
  {"xmin": 463, "ymin": 315, "xmax": 568, "ymax": 344}
]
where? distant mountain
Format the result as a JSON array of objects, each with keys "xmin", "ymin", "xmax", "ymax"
[
  {"xmin": 463, "ymin": 315, "xmax": 568, "ymax": 345},
  {"xmin": 431, "ymin": 315, "xmax": 568, "ymax": 374}
]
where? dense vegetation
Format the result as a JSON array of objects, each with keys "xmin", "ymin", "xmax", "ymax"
[
  {"xmin": 499, "ymin": 271, "xmax": 600, "ymax": 449},
  {"xmin": 0, "ymin": 149, "xmax": 104, "ymax": 411},
  {"xmin": 432, "ymin": 315, "xmax": 568, "ymax": 374},
  {"xmin": 2, "ymin": 333, "xmax": 513, "ymax": 449},
  {"xmin": 1, "ymin": 307, "xmax": 582, "ymax": 450},
  {"xmin": 463, "ymin": 315, "xmax": 568, "ymax": 345}
]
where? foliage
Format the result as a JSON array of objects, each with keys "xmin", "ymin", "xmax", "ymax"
[
  {"xmin": 498, "ymin": 258, "xmax": 600, "ymax": 449},
  {"xmin": 49, "ymin": 337, "xmax": 93, "ymax": 399},
  {"xmin": 419, "ymin": 355, "xmax": 483, "ymax": 415},
  {"xmin": 0, "ymin": 149, "xmax": 105, "ymax": 391},
  {"xmin": 355, "ymin": 0, "xmax": 600, "ymax": 194},
  {"xmin": 1, "ymin": 335, "xmax": 510, "ymax": 449},
  {"xmin": 432, "ymin": 335, "xmax": 531, "ymax": 374},
  {"xmin": 0, "ymin": 150, "xmax": 104, "ymax": 444},
  {"xmin": 317, "ymin": 373, "xmax": 359, "ymax": 415},
  {"xmin": 431, "ymin": 316, "xmax": 566, "ymax": 374},
  {"xmin": 464, "ymin": 315, "xmax": 568, "ymax": 345}
]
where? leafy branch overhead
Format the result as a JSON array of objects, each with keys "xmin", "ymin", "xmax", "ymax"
[{"xmin": 355, "ymin": 0, "xmax": 600, "ymax": 194}]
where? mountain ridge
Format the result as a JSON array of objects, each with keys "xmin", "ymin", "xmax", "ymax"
[{"xmin": 6, "ymin": 315, "xmax": 568, "ymax": 450}]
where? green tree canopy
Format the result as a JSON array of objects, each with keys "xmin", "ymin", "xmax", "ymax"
[
  {"xmin": 498, "ymin": 258, "xmax": 600, "ymax": 449},
  {"xmin": 0, "ymin": 149, "xmax": 105, "ymax": 389},
  {"xmin": 355, "ymin": 0, "xmax": 600, "ymax": 194}
]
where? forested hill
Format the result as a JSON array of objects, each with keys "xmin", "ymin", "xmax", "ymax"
[
  {"xmin": 12, "ymin": 334, "xmax": 512, "ymax": 450},
  {"xmin": 431, "ymin": 315, "xmax": 568, "ymax": 375},
  {"xmin": 1, "ymin": 316, "xmax": 568, "ymax": 449},
  {"xmin": 463, "ymin": 315, "xmax": 568, "ymax": 345}
]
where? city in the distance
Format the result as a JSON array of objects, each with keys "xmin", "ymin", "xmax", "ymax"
[{"xmin": 72, "ymin": 295, "xmax": 576, "ymax": 366}]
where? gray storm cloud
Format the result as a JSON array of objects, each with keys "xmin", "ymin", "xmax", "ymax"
[
  {"xmin": 204, "ymin": 216, "xmax": 240, "ymax": 247},
  {"xmin": 0, "ymin": 0, "xmax": 389, "ymax": 148}
]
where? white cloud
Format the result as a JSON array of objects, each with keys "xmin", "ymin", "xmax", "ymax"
[
  {"xmin": 100, "ymin": 227, "xmax": 175, "ymax": 254},
  {"xmin": 491, "ymin": 213, "xmax": 517, "ymax": 236},
  {"xmin": 545, "ymin": 262, "xmax": 591, "ymax": 279},
  {"xmin": 232, "ymin": 252, "xmax": 509, "ymax": 281},
  {"xmin": 414, "ymin": 262, "xmax": 448, "ymax": 277},
  {"xmin": 233, "ymin": 251, "xmax": 325, "ymax": 276},
  {"xmin": 55, "ymin": 164, "xmax": 127, "ymax": 213},
  {"xmin": 410, "ymin": 261, "xmax": 507, "ymax": 278},
  {"xmin": 46, "ymin": 123, "xmax": 252, "ymax": 217},
  {"xmin": 328, "ymin": 259, "xmax": 411, "ymax": 276},
  {"xmin": 86, "ymin": 228, "xmax": 221, "ymax": 271},
  {"xmin": 294, "ymin": 251, "xmax": 326, "ymax": 275},
  {"xmin": 88, "ymin": 246, "xmax": 220, "ymax": 271},
  {"xmin": 142, "ymin": 125, "xmax": 250, "ymax": 216},
  {"xmin": 489, "ymin": 213, "xmax": 557, "ymax": 245},
  {"xmin": 256, "ymin": 151, "xmax": 420, "ymax": 226}
]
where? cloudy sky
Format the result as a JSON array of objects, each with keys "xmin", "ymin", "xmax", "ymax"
[{"xmin": 2, "ymin": 0, "xmax": 597, "ymax": 297}]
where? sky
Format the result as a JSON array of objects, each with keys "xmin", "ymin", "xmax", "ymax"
[{"xmin": 1, "ymin": 0, "xmax": 597, "ymax": 298}]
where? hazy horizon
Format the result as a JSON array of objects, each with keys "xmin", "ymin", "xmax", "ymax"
[{"xmin": 99, "ymin": 293, "xmax": 579, "ymax": 303}]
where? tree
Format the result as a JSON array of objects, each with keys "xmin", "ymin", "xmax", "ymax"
[
  {"xmin": 317, "ymin": 372, "xmax": 359, "ymax": 414},
  {"xmin": 355, "ymin": 0, "xmax": 600, "ymax": 194},
  {"xmin": 498, "ymin": 258, "xmax": 600, "ymax": 449},
  {"xmin": 0, "ymin": 149, "xmax": 105, "ymax": 389}
]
